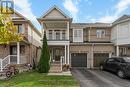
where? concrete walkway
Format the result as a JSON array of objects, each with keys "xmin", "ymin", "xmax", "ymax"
[{"xmin": 48, "ymin": 71, "xmax": 72, "ymax": 76}]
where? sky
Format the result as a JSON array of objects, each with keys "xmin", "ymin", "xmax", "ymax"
[{"xmin": 13, "ymin": 0, "xmax": 130, "ymax": 31}]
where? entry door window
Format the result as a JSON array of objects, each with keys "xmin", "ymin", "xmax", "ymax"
[{"xmin": 55, "ymin": 49, "xmax": 60, "ymax": 61}]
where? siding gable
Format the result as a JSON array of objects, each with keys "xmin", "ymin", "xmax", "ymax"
[
  {"xmin": 11, "ymin": 13, "xmax": 21, "ymax": 18},
  {"xmin": 44, "ymin": 8, "xmax": 66, "ymax": 19},
  {"xmin": 41, "ymin": 6, "xmax": 70, "ymax": 19},
  {"xmin": 11, "ymin": 11, "xmax": 28, "ymax": 21}
]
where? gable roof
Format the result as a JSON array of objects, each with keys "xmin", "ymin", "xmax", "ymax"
[
  {"xmin": 113, "ymin": 15, "xmax": 130, "ymax": 25},
  {"xmin": 11, "ymin": 10, "xmax": 28, "ymax": 21},
  {"xmin": 40, "ymin": 5, "xmax": 70, "ymax": 19}
]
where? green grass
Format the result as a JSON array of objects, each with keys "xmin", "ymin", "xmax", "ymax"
[{"xmin": 0, "ymin": 71, "xmax": 79, "ymax": 87}]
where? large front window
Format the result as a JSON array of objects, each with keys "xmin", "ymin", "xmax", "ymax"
[{"xmin": 48, "ymin": 30, "xmax": 67, "ymax": 40}]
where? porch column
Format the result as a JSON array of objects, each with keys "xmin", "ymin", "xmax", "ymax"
[
  {"xmin": 116, "ymin": 45, "xmax": 119, "ymax": 57},
  {"xmin": 52, "ymin": 30, "xmax": 55, "ymax": 40},
  {"xmin": 91, "ymin": 44, "xmax": 94, "ymax": 68},
  {"xmin": 67, "ymin": 45, "xmax": 69, "ymax": 64},
  {"xmin": 65, "ymin": 45, "xmax": 66, "ymax": 64},
  {"xmin": 17, "ymin": 42, "xmax": 20, "ymax": 64}
]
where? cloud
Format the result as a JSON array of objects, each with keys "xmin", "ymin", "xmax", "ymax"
[
  {"xmin": 97, "ymin": 0, "xmax": 130, "ymax": 23},
  {"xmin": 63, "ymin": 0, "xmax": 79, "ymax": 21},
  {"xmin": 14, "ymin": 0, "xmax": 41, "ymax": 30},
  {"xmin": 98, "ymin": 15, "xmax": 116, "ymax": 23},
  {"xmin": 115, "ymin": 0, "xmax": 130, "ymax": 14}
]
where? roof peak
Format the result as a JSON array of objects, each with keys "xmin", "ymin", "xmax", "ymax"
[{"xmin": 40, "ymin": 5, "xmax": 70, "ymax": 19}]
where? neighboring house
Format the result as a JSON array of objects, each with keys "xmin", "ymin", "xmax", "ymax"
[
  {"xmin": 37, "ymin": 6, "xmax": 114, "ymax": 72},
  {"xmin": 0, "ymin": 11, "xmax": 42, "ymax": 71},
  {"xmin": 111, "ymin": 15, "xmax": 130, "ymax": 57},
  {"xmin": 70, "ymin": 23, "xmax": 114, "ymax": 68}
]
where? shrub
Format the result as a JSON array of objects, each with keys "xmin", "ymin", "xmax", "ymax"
[{"xmin": 37, "ymin": 31, "xmax": 50, "ymax": 73}]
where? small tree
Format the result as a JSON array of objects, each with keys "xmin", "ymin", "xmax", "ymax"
[
  {"xmin": 37, "ymin": 31, "xmax": 50, "ymax": 73},
  {"xmin": 0, "ymin": 14, "xmax": 23, "ymax": 44}
]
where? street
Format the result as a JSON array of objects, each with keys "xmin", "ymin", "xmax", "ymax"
[{"xmin": 71, "ymin": 68, "xmax": 130, "ymax": 87}]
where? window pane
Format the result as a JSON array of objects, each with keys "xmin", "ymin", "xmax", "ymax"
[
  {"xmin": 62, "ymin": 30, "xmax": 66, "ymax": 40},
  {"xmin": 55, "ymin": 31, "xmax": 60, "ymax": 40},
  {"xmin": 18, "ymin": 25, "xmax": 23, "ymax": 33},
  {"xmin": 74, "ymin": 30, "xmax": 82, "ymax": 38},
  {"xmin": 96, "ymin": 30, "xmax": 105, "ymax": 38},
  {"xmin": 49, "ymin": 30, "xmax": 52, "ymax": 40}
]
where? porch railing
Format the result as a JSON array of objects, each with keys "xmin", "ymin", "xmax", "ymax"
[{"xmin": 0, "ymin": 55, "xmax": 17, "ymax": 72}]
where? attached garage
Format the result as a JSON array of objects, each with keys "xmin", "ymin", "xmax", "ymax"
[
  {"xmin": 94, "ymin": 53, "xmax": 109, "ymax": 67},
  {"xmin": 71, "ymin": 53, "xmax": 87, "ymax": 67}
]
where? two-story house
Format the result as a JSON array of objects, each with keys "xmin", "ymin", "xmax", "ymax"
[
  {"xmin": 0, "ymin": 10, "xmax": 42, "ymax": 71},
  {"xmin": 38, "ymin": 6, "xmax": 114, "ymax": 72}
]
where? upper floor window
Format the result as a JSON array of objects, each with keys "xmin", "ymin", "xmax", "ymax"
[
  {"xmin": 96, "ymin": 30, "xmax": 105, "ymax": 38},
  {"xmin": 73, "ymin": 29, "xmax": 83, "ymax": 42},
  {"xmin": 74, "ymin": 29, "xmax": 82, "ymax": 38},
  {"xmin": 62, "ymin": 30, "xmax": 66, "ymax": 40},
  {"xmin": 15, "ymin": 24, "xmax": 24, "ymax": 34},
  {"xmin": 49, "ymin": 30, "xmax": 52, "ymax": 40},
  {"xmin": 55, "ymin": 30, "xmax": 60, "ymax": 40}
]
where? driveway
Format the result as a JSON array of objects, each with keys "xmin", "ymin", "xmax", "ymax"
[{"xmin": 71, "ymin": 68, "xmax": 130, "ymax": 87}]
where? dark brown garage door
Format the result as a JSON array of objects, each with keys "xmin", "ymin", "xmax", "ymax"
[
  {"xmin": 71, "ymin": 53, "xmax": 87, "ymax": 67},
  {"xmin": 94, "ymin": 53, "xmax": 109, "ymax": 67}
]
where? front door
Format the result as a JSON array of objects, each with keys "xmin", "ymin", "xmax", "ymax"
[
  {"xmin": 54, "ymin": 48, "xmax": 64, "ymax": 62},
  {"xmin": 10, "ymin": 46, "xmax": 17, "ymax": 63}
]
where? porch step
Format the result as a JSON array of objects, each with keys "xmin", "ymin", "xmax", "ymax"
[{"xmin": 49, "ymin": 63, "xmax": 62, "ymax": 73}]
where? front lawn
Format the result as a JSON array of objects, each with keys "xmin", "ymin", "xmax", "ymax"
[{"xmin": 0, "ymin": 71, "xmax": 79, "ymax": 87}]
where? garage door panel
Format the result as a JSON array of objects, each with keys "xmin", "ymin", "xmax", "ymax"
[
  {"xmin": 94, "ymin": 53, "xmax": 109, "ymax": 67},
  {"xmin": 71, "ymin": 53, "xmax": 87, "ymax": 67}
]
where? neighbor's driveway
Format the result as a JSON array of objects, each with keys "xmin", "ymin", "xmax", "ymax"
[{"xmin": 71, "ymin": 68, "xmax": 130, "ymax": 87}]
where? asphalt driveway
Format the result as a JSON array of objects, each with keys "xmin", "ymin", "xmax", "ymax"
[{"xmin": 71, "ymin": 68, "xmax": 130, "ymax": 87}]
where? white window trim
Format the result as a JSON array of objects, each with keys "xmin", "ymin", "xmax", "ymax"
[{"xmin": 73, "ymin": 29, "xmax": 83, "ymax": 42}]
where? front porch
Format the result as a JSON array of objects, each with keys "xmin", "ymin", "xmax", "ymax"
[
  {"xmin": 115, "ymin": 45, "xmax": 130, "ymax": 57},
  {"xmin": 0, "ymin": 42, "xmax": 30, "ymax": 71},
  {"xmin": 49, "ymin": 45, "xmax": 70, "ymax": 72}
]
